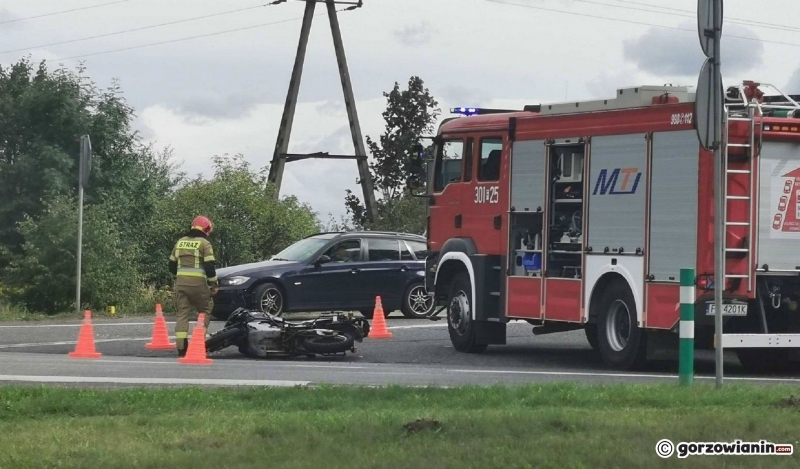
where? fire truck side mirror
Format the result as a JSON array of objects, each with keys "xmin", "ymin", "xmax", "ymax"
[
  {"xmin": 409, "ymin": 144, "xmax": 425, "ymax": 171},
  {"xmin": 406, "ymin": 144, "xmax": 427, "ymax": 197}
]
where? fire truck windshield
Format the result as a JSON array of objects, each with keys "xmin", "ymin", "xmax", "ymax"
[{"xmin": 433, "ymin": 139, "xmax": 464, "ymax": 192}]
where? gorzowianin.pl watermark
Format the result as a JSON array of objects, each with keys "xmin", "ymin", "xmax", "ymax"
[{"xmin": 656, "ymin": 439, "xmax": 794, "ymax": 458}]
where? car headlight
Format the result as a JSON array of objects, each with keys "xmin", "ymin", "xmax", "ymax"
[{"xmin": 221, "ymin": 276, "xmax": 250, "ymax": 286}]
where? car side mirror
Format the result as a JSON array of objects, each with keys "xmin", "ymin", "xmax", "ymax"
[{"xmin": 315, "ymin": 255, "xmax": 331, "ymax": 266}]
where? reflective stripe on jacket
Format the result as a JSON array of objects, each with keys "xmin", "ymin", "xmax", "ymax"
[{"xmin": 170, "ymin": 236, "xmax": 217, "ymax": 287}]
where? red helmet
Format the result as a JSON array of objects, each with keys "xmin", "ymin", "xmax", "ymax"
[{"xmin": 191, "ymin": 215, "xmax": 213, "ymax": 235}]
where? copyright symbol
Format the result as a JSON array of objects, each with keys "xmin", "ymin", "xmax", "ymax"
[{"xmin": 656, "ymin": 439, "xmax": 674, "ymax": 458}]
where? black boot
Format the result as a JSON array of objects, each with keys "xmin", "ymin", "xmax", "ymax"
[{"xmin": 177, "ymin": 339, "xmax": 187, "ymax": 357}]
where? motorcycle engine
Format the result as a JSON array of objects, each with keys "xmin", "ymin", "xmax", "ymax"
[{"xmin": 245, "ymin": 322, "xmax": 283, "ymax": 357}]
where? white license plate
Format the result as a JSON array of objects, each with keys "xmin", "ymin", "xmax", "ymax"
[{"xmin": 705, "ymin": 302, "xmax": 748, "ymax": 316}]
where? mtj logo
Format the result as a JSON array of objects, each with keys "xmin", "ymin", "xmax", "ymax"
[{"xmin": 593, "ymin": 168, "xmax": 642, "ymax": 195}]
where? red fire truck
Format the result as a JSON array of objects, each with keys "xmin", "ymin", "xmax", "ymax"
[{"xmin": 411, "ymin": 81, "xmax": 800, "ymax": 371}]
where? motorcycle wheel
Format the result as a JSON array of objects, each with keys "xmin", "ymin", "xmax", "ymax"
[
  {"xmin": 205, "ymin": 326, "xmax": 246, "ymax": 353},
  {"xmin": 300, "ymin": 333, "xmax": 355, "ymax": 354}
]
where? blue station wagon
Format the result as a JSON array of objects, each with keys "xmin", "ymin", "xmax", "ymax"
[{"xmin": 212, "ymin": 231, "xmax": 434, "ymax": 319}]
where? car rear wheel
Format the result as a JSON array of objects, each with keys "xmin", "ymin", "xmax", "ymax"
[
  {"xmin": 252, "ymin": 282, "xmax": 284, "ymax": 316},
  {"xmin": 401, "ymin": 283, "xmax": 434, "ymax": 318}
]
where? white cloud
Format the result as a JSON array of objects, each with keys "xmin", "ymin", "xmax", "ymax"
[
  {"xmin": 393, "ymin": 21, "xmax": 437, "ymax": 47},
  {"xmin": 623, "ymin": 23, "xmax": 765, "ymax": 77},
  {"xmin": 0, "ymin": 8, "xmax": 23, "ymax": 32}
]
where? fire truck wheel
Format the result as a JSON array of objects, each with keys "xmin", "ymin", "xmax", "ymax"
[
  {"xmin": 447, "ymin": 272, "xmax": 487, "ymax": 353},
  {"xmin": 584, "ymin": 324, "xmax": 600, "ymax": 351},
  {"xmin": 597, "ymin": 281, "xmax": 647, "ymax": 370}
]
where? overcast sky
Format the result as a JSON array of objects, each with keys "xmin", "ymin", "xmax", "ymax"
[{"xmin": 2, "ymin": 0, "xmax": 800, "ymax": 223}]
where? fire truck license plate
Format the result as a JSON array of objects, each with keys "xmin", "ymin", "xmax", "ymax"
[{"xmin": 705, "ymin": 302, "xmax": 748, "ymax": 316}]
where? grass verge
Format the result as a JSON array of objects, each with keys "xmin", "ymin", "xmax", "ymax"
[
  {"xmin": 0, "ymin": 302, "xmax": 153, "ymax": 322},
  {"xmin": 0, "ymin": 284, "xmax": 177, "ymax": 321},
  {"xmin": 1, "ymin": 383, "xmax": 799, "ymax": 468}
]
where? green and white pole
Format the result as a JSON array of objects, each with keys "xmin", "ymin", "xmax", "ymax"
[{"xmin": 679, "ymin": 268, "xmax": 696, "ymax": 386}]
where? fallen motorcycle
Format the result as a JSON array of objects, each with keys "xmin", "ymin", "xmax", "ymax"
[{"xmin": 205, "ymin": 308, "xmax": 370, "ymax": 358}]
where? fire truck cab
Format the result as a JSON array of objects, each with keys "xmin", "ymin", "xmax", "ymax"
[{"xmin": 414, "ymin": 82, "xmax": 800, "ymax": 372}]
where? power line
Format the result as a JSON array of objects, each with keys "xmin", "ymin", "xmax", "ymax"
[
  {"xmin": 594, "ymin": 0, "xmax": 800, "ymax": 34},
  {"xmin": 54, "ymin": 8, "xmax": 354, "ymax": 62},
  {"xmin": 0, "ymin": 0, "xmax": 129, "ymax": 25},
  {"xmin": 1, "ymin": 4, "xmax": 273, "ymax": 55},
  {"xmin": 609, "ymin": 0, "xmax": 690, "ymax": 14},
  {"xmin": 485, "ymin": 0, "xmax": 800, "ymax": 48},
  {"xmin": 513, "ymin": 0, "xmax": 800, "ymax": 34},
  {"xmin": 611, "ymin": 0, "xmax": 794, "ymax": 29}
]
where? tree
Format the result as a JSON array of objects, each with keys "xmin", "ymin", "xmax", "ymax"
[
  {"xmin": 344, "ymin": 76, "xmax": 439, "ymax": 233},
  {"xmin": 154, "ymin": 154, "xmax": 321, "ymax": 270},
  {"xmin": 6, "ymin": 197, "xmax": 142, "ymax": 314},
  {"xmin": 0, "ymin": 57, "xmax": 175, "ymax": 274},
  {"xmin": 0, "ymin": 57, "xmax": 323, "ymax": 314}
]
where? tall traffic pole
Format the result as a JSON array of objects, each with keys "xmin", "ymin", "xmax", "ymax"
[
  {"xmin": 712, "ymin": 0, "xmax": 724, "ymax": 389},
  {"xmin": 75, "ymin": 181, "xmax": 84, "ymax": 314},
  {"xmin": 75, "ymin": 135, "xmax": 91, "ymax": 315}
]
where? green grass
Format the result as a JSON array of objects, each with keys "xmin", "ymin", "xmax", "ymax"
[
  {"xmin": 1, "ymin": 383, "xmax": 799, "ymax": 468},
  {"xmin": 0, "ymin": 302, "xmax": 155, "ymax": 322},
  {"xmin": 0, "ymin": 283, "xmax": 178, "ymax": 321}
]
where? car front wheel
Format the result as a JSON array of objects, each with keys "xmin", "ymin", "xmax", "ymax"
[
  {"xmin": 401, "ymin": 283, "xmax": 435, "ymax": 318},
  {"xmin": 252, "ymin": 282, "xmax": 285, "ymax": 316}
]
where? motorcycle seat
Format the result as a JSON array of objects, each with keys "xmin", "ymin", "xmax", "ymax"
[{"xmin": 263, "ymin": 317, "xmax": 322, "ymax": 327}]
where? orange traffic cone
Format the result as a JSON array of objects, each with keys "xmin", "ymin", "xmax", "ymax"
[
  {"xmin": 369, "ymin": 296, "xmax": 392, "ymax": 339},
  {"xmin": 145, "ymin": 303, "xmax": 175, "ymax": 350},
  {"xmin": 178, "ymin": 313, "xmax": 212, "ymax": 365},
  {"xmin": 68, "ymin": 310, "xmax": 102, "ymax": 359}
]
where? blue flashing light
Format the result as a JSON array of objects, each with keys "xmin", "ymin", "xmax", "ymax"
[{"xmin": 451, "ymin": 107, "xmax": 479, "ymax": 116}]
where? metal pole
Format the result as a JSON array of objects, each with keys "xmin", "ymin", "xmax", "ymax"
[
  {"xmin": 712, "ymin": 0, "xmax": 724, "ymax": 389},
  {"xmin": 326, "ymin": 0, "xmax": 377, "ymax": 222},
  {"xmin": 75, "ymin": 184, "xmax": 84, "ymax": 314},
  {"xmin": 267, "ymin": 0, "xmax": 317, "ymax": 197},
  {"xmin": 679, "ymin": 268, "xmax": 695, "ymax": 386}
]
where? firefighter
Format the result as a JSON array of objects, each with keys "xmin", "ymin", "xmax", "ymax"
[{"xmin": 169, "ymin": 215, "xmax": 218, "ymax": 357}]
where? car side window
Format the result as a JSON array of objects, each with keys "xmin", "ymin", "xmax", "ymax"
[
  {"xmin": 400, "ymin": 242, "xmax": 414, "ymax": 261},
  {"xmin": 406, "ymin": 241, "xmax": 428, "ymax": 260},
  {"xmin": 323, "ymin": 240, "xmax": 361, "ymax": 263},
  {"xmin": 367, "ymin": 238, "xmax": 400, "ymax": 262}
]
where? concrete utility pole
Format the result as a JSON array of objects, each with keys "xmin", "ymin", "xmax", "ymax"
[{"xmin": 267, "ymin": 0, "xmax": 377, "ymax": 222}]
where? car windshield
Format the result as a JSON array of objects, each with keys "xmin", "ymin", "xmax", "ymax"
[{"xmin": 270, "ymin": 237, "xmax": 330, "ymax": 262}]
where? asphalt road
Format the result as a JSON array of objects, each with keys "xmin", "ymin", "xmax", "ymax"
[{"xmin": 1, "ymin": 313, "xmax": 800, "ymax": 387}]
